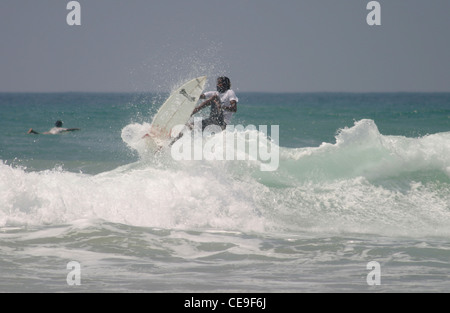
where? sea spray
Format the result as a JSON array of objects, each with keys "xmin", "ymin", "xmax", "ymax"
[
  {"xmin": 277, "ymin": 119, "xmax": 450, "ymax": 183},
  {"xmin": 0, "ymin": 161, "xmax": 266, "ymax": 232},
  {"xmin": 169, "ymin": 119, "xmax": 280, "ymax": 171},
  {"xmin": 2, "ymin": 118, "xmax": 449, "ymax": 237}
]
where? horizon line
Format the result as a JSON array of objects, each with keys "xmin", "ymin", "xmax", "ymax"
[{"xmin": 1, "ymin": 90, "xmax": 450, "ymax": 94}]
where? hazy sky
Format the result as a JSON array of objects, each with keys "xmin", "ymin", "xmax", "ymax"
[{"xmin": 1, "ymin": 0, "xmax": 449, "ymax": 93}]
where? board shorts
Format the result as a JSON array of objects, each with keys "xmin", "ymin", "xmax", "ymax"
[
  {"xmin": 201, "ymin": 116, "xmax": 226, "ymax": 131},
  {"xmin": 202, "ymin": 102, "xmax": 226, "ymax": 131}
]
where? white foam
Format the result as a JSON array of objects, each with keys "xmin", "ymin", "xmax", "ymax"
[
  {"xmin": 2, "ymin": 119, "xmax": 449, "ymax": 238},
  {"xmin": 282, "ymin": 119, "xmax": 450, "ymax": 181},
  {"xmin": 0, "ymin": 160, "xmax": 266, "ymax": 232}
]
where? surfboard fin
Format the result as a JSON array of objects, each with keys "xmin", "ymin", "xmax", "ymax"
[{"xmin": 180, "ymin": 89, "xmax": 196, "ymax": 102}]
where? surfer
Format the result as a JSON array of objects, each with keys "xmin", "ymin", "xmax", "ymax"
[
  {"xmin": 192, "ymin": 76, "xmax": 238, "ymax": 131},
  {"xmin": 27, "ymin": 120, "xmax": 80, "ymax": 135},
  {"xmin": 168, "ymin": 76, "xmax": 238, "ymax": 146}
]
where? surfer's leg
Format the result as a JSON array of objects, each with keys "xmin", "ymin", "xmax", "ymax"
[
  {"xmin": 27, "ymin": 128, "xmax": 39, "ymax": 134},
  {"xmin": 201, "ymin": 117, "xmax": 215, "ymax": 131},
  {"xmin": 169, "ymin": 121, "xmax": 195, "ymax": 147},
  {"xmin": 169, "ymin": 132, "xmax": 184, "ymax": 146}
]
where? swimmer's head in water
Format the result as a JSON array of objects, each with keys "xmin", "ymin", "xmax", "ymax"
[{"xmin": 55, "ymin": 120, "xmax": 63, "ymax": 127}]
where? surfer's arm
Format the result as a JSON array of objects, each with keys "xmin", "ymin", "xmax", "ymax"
[
  {"xmin": 65, "ymin": 128, "xmax": 80, "ymax": 132},
  {"xmin": 223, "ymin": 100, "xmax": 237, "ymax": 113},
  {"xmin": 192, "ymin": 95, "xmax": 220, "ymax": 115},
  {"xmin": 192, "ymin": 103, "xmax": 207, "ymax": 115}
]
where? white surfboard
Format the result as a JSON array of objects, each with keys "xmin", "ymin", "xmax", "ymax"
[{"xmin": 145, "ymin": 76, "xmax": 207, "ymax": 150}]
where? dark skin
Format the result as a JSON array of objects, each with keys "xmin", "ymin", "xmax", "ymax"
[{"xmin": 191, "ymin": 81, "xmax": 237, "ymax": 116}]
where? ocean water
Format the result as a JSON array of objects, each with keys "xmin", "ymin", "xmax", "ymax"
[{"xmin": 0, "ymin": 91, "xmax": 449, "ymax": 293}]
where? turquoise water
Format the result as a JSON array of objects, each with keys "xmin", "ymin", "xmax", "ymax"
[{"xmin": 1, "ymin": 92, "xmax": 449, "ymax": 292}]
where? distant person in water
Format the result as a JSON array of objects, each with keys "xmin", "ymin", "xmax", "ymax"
[{"xmin": 27, "ymin": 120, "xmax": 80, "ymax": 135}]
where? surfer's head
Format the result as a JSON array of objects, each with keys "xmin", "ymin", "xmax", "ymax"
[
  {"xmin": 217, "ymin": 77, "xmax": 231, "ymax": 93},
  {"xmin": 55, "ymin": 120, "xmax": 63, "ymax": 127}
]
